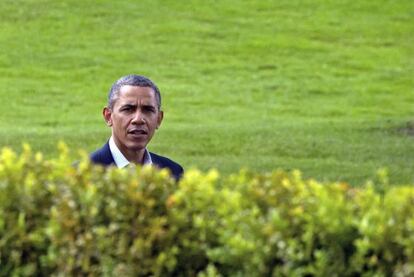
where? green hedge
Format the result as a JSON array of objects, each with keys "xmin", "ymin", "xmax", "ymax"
[{"xmin": 1, "ymin": 144, "xmax": 414, "ymax": 276}]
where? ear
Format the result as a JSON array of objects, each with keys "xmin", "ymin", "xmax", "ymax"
[
  {"xmin": 156, "ymin": 110, "xmax": 164, "ymax": 129},
  {"xmin": 103, "ymin": 107, "xmax": 113, "ymax": 127}
]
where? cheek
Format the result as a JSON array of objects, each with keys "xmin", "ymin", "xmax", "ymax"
[
  {"xmin": 114, "ymin": 116, "xmax": 130, "ymax": 127},
  {"xmin": 112, "ymin": 118, "xmax": 126, "ymax": 133}
]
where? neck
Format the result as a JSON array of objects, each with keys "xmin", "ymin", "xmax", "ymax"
[
  {"xmin": 111, "ymin": 137, "xmax": 145, "ymax": 165},
  {"xmin": 122, "ymin": 149, "xmax": 145, "ymax": 164}
]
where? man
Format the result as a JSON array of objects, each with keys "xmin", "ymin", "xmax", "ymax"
[{"xmin": 90, "ymin": 74, "xmax": 183, "ymax": 181}]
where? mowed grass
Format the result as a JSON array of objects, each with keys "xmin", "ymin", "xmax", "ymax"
[{"xmin": 0, "ymin": 0, "xmax": 413, "ymax": 184}]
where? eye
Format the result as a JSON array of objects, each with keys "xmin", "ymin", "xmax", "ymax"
[
  {"xmin": 120, "ymin": 105, "xmax": 134, "ymax": 112},
  {"xmin": 143, "ymin": 106, "xmax": 156, "ymax": 113}
]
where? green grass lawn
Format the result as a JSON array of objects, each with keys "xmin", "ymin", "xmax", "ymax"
[{"xmin": 0, "ymin": 0, "xmax": 413, "ymax": 185}]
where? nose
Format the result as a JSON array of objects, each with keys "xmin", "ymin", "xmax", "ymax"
[{"xmin": 131, "ymin": 110, "xmax": 145, "ymax": 124}]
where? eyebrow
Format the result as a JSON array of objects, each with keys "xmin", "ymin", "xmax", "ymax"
[
  {"xmin": 119, "ymin": 103, "xmax": 157, "ymax": 109},
  {"xmin": 119, "ymin": 103, "xmax": 136, "ymax": 108}
]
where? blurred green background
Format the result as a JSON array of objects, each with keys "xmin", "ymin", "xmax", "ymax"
[{"xmin": 0, "ymin": 0, "xmax": 413, "ymax": 184}]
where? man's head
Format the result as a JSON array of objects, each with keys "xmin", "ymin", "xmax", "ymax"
[
  {"xmin": 103, "ymin": 74, "xmax": 164, "ymax": 162},
  {"xmin": 108, "ymin": 74, "xmax": 161, "ymax": 110}
]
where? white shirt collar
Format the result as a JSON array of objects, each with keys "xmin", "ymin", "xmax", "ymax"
[{"xmin": 108, "ymin": 136, "xmax": 152, "ymax": 168}]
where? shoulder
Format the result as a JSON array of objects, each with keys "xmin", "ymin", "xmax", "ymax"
[
  {"xmin": 90, "ymin": 142, "xmax": 115, "ymax": 166},
  {"xmin": 150, "ymin": 152, "xmax": 184, "ymax": 180}
]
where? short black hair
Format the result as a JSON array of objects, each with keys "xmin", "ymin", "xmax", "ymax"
[{"xmin": 108, "ymin": 74, "xmax": 161, "ymax": 109}]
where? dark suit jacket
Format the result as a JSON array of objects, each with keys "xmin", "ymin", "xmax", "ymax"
[{"xmin": 90, "ymin": 142, "xmax": 184, "ymax": 181}]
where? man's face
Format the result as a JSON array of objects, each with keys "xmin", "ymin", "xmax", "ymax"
[{"xmin": 103, "ymin": 85, "xmax": 163, "ymax": 159}]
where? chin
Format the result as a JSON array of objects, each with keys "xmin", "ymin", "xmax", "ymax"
[{"xmin": 127, "ymin": 142, "xmax": 147, "ymax": 151}]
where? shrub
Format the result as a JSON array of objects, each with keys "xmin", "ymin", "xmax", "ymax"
[{"xmin": 0, "ymin": 144, "xmax": 413, "ymax": 276}]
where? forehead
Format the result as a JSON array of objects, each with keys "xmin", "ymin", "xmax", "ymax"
[{"xmin": 116, "ymin": 85, "xmax": 157, "ymax": 105}]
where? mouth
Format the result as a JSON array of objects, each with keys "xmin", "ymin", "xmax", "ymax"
[{"xmin": 128, "ymin": 129, "xmax": 148, "ymax": 137}]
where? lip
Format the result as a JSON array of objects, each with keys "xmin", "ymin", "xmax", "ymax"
[{"xmin": 127, "ymin": 129, "xmax": 148, "ymax": 137}]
